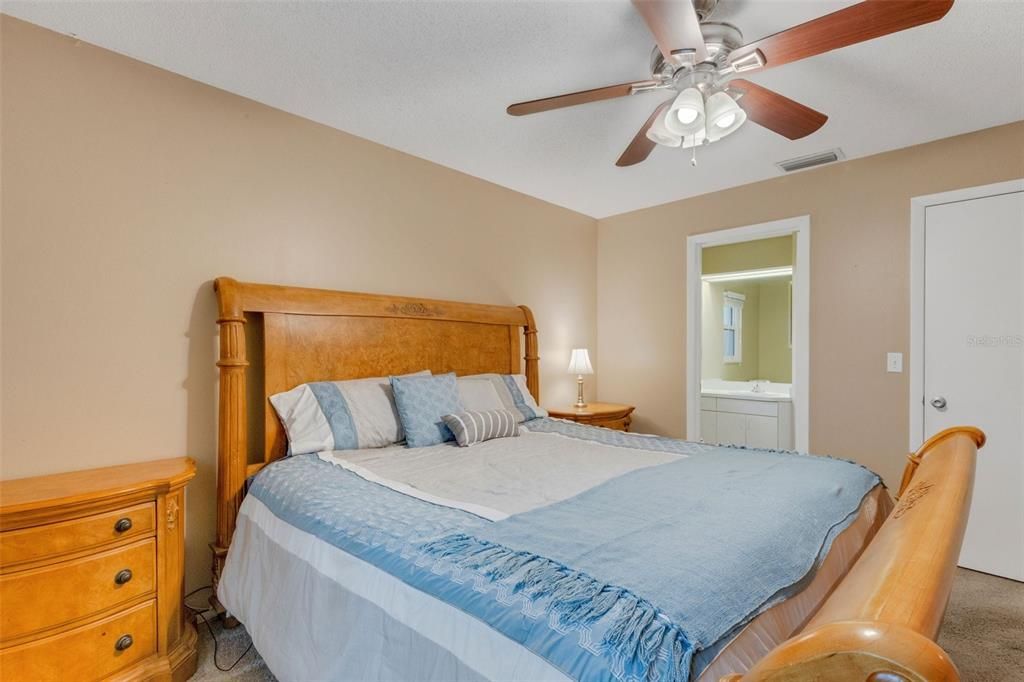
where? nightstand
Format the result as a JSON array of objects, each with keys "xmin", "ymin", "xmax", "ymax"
[
  {"xmin": 548, "ymin": 402, "xmax": 635, "ymax": 432},
  {"xmin": 0, "ymin": 458, "xmax": 197, "ymax": 681}
]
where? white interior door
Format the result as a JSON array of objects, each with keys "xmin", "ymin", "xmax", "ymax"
[{"xmin": 923, "ymin": 190, "xmax": 1023, "ymax": 581}]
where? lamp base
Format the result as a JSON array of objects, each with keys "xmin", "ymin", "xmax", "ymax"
[{"xmin": 575, "ymin": 376, "xmax": 587, "ymax": 409}]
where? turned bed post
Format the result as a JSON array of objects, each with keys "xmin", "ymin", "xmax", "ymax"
[
  {"xmin": 211, "ymin": 277, "xmax": 249, "ymax": 607},
  {"xmin": 721, "ymin": 426, "xmax": 985, "ymax": 682},
  {"xmin": 519, "ymin": 305, "xmax": 540, "ymax": 402}
]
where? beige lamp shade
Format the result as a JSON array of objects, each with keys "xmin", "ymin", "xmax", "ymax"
[{"xmin": 567, "ymin": 348, "xmax": 593, "ymax": 375}]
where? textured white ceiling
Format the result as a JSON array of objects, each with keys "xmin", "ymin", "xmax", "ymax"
[{"xmin": 5, "ymin": 1, "xmax": 1023, "ymax": 218}]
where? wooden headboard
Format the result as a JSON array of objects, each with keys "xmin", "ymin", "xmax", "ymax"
[{"xmin": 211, "ymin": 277, "xmax": 539, "ymax": 593}]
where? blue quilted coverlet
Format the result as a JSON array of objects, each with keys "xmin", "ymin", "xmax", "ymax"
[{"xmin": 246, "ymin": 419, "xmax": 879, "ymax": 682}]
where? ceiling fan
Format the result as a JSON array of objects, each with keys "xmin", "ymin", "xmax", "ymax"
[{"xmin": 507, "ymin": 0, "xmax": 954, "ymax": 167}]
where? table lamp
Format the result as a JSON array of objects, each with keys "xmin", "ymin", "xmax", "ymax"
[{"xmin": 567, "ymin": 348, "xmax": 594, "ymax": 408}]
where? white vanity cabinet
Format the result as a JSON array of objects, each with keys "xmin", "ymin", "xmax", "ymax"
[{"xmin": 700, "ymin": 396, "xmax": 793, "ymax": 449}]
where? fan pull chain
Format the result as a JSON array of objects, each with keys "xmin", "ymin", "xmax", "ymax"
[{"xmin": 690, "ymin": 139, "xmax": 698, "ymax": 167}]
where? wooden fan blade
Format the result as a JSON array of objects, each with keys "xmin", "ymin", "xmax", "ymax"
[
  {"xmin": 727, "ymin": 79, "xmax": 828, "ymax": 140},
  {"xmin": 632, "ymin": 0, "xmax": 709, "ymax": 65},
  {"xmin": 616, "ymin": 100, "xmax": 672, "ymax": 167},
  {"xmin": 507, "ymin": 81, "xmax": 656, "ymax": 116},
  {"xmin": 728, "ymin": 0, "xmax": 954, "ymax": 73}
]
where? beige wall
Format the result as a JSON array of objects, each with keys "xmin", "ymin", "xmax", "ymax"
[
  {"xmin": 0, "ymin": 17, "xmax": 598, "ymax": 591},
  {"xmin": 597, "ymin": 121, "xmax": 1024, "ymax": 488}
]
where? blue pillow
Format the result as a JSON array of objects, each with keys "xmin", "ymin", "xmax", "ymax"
[{"xmin": 390, "ymin": 372, "xmax": 465, "ymax": 448}]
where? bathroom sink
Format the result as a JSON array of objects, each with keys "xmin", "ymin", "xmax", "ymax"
[{"xmin": 701, "ymin": 389, "xmax": 791, "ymax": 401}]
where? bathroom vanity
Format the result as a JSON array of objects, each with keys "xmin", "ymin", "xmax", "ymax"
[{"xmin": 700, "ymin": 380, "xmax": 794, "ymax": 450}]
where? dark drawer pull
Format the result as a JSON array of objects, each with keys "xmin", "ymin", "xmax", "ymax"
[
  {"xmin": 115, "ymin": 634, "xmax": 133, "ymax": 652},
  {"xmin": 114, "ymin": 569, "xmax": 133, "ymax": 585},
  {"xmin": 114, "ymin": 517, "xmax": 133, "ymax": 533}
]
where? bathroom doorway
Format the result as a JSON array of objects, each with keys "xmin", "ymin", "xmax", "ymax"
[{"xmin": 686, "ymin": 217, "xmax": 810, "ymax": 451}]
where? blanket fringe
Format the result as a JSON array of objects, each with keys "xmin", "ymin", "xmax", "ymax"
[{"xmin": 421, "ymin": 534, "xmax": 695, "ymax": 682}]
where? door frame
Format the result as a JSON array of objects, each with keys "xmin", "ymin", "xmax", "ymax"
[
  {"xmin": 908, "ymin": 178, "xmax": 1024, "ymax": 449},
  {"xmin": 685, "ymin": 215, "xmax": 811, "ymax": 451}
]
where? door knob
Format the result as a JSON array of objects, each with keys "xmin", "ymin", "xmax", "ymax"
[{"xmin": 930, "ymin": 396, "xmax": 947, "ymax": 410}]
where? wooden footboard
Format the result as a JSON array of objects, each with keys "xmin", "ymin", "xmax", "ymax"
[{"xmin": 722, "ymin": 426, "xmax": 985, "ymax": 682}]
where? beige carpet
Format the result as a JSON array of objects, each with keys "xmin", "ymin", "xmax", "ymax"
[
  {"xmin": 938, "ymin": 568, "xmax": 1024, "ymax": 681},
  {"xmin": 190, "ymin": 568, "xmax": 1023, "ymax": 680},
  {"xmin": 189, "ymin": 612, "xmax": 273, "ymax": 682}
]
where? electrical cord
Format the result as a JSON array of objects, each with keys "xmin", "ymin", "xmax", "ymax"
[{"xmin": 183, "ymin": 585, "xmax": 254, "ymax": 672}]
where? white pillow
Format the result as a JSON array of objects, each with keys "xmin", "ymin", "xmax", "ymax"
[
  {"xmin": 456, "ymin": 374, "xmax": 547, "ymax": 423},
  {"xmin": 270, "ymin": 371, "xmax": 430, "ymax": 454},
  {"xmin": 457, "ymin": 378, "xmax": 506, "ymax": 412}
]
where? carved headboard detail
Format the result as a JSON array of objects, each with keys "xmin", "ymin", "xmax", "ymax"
[{"xmin": 211, "ymin": 277, "xmax": 539, "ymax": 596}]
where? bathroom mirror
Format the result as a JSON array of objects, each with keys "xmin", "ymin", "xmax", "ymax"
[{"xmin": 698, "ymin": 235, "xmax": 796, "ymax": 449}]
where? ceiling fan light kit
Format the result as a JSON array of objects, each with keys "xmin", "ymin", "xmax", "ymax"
[
  {"xmin": 646, "ymin": 113, "xmax": 683, "ymax": 147},
  {"xmin": 680, "ymin": 130, "xmax": 707, "ymax": 151},
  {"xmin": 704, "ymin": 90, "xmax": 746, "ymax": 141},
  {"xmin": 505, "ymin": 0, "xmax": 955, "ymax": 168},
  {"xmin": 664, "ymin": 87, "xmax": 705, "ymax": 136}
]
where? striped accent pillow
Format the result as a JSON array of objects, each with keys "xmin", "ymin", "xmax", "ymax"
[{"xmin": 442, "ymin": 410, "xmax": 520, "ymax": 447}]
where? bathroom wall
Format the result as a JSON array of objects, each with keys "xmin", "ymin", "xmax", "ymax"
[
  {"xmin": 700, "ymin": 236, "xmax": 794, "ymax": 384},
  {"xmin": 701, "ymin": 277, "xmax": 792, "ymax": 383},
  {"xmin": 757, "ymin": 280, "xmax": 792, "ymax": 383},
  {"xmin": 701, "ymin": 235, "xmax": 794, "ymax": 275},
  {"xmin": 702, "ymin": 281, "xmax": 760, "ymax": 381}
]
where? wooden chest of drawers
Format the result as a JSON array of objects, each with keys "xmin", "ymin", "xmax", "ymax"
[{"xmin": 0, "ymin": 458, "xmax": 197, "ymax": 682}]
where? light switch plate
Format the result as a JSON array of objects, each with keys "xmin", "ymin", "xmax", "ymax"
[{"xmin": 887, "ymin": 352, "xmax": 903, "ymax": 373}]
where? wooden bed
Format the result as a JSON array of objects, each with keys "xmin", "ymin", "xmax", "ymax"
[{"xmin": 212, "ymin": 276, "xmax": 983, "ymax": 682}]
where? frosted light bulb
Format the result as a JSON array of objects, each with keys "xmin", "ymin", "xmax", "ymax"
[{"xmin": 677, "ymin": 108, "xmax": 699, "ymax": 125}]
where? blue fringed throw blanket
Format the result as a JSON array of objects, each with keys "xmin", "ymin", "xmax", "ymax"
[{"xmin": 247, "ymin": 419, "xmax": 880, "ymax": 682}]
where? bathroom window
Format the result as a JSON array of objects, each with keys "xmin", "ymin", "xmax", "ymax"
[{"xmin": 723, "ymin": 291, "xmax": 744, "ymax": 363}]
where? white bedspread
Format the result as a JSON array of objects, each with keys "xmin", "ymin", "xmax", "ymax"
[{"xmin": 319, "ymin": 428, "xmax": 681, "ymax": 520}]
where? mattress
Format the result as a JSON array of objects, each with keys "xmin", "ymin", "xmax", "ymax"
[{"xmin": 219, "ymin": 425, "xmax": 890, "ymax": 682}]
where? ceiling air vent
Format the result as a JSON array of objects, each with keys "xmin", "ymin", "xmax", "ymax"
[{"xmin": 776, "ymin": 148, "xmax": 845, "ymax": 173}]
